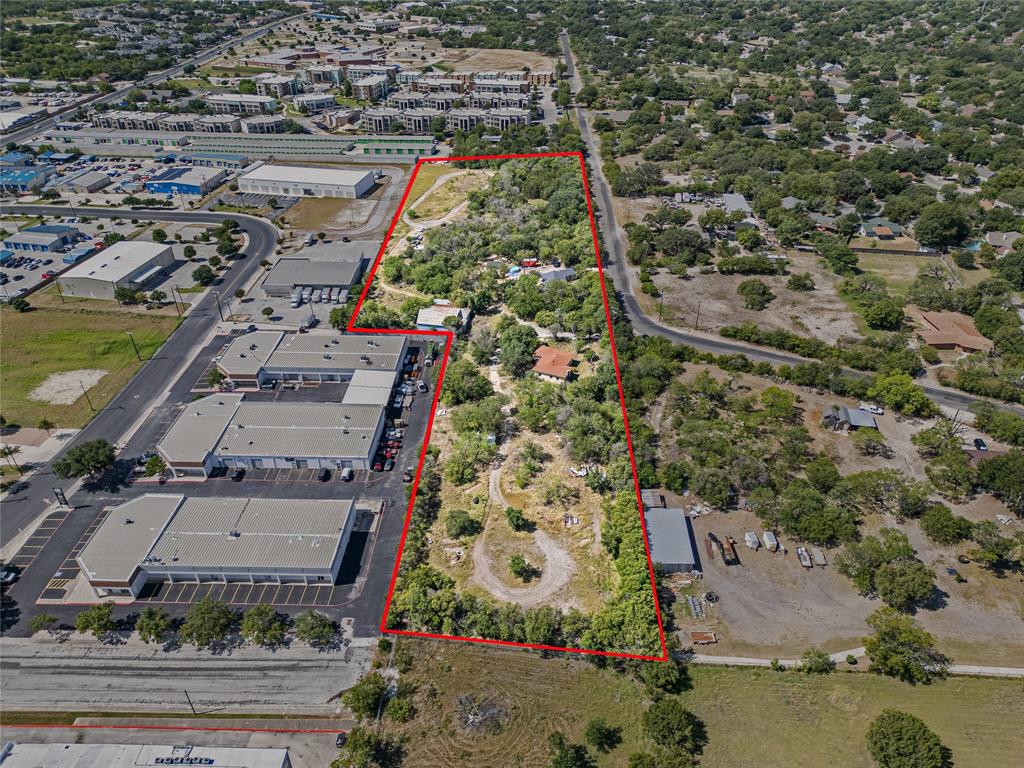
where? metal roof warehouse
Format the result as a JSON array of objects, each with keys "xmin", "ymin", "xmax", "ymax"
[
  {"xmin": 216, "ymin": 331, "xmax": 407, "ymax": 387},
  {"xmin": 76, "ymin": 493, "xmax": 372, "ymax": 597},
  {"xmin": 238, "ymin": 163, "xmax": 375, "ymax": 199},
  {"xmin": 644, "ymin": 508, "xmax": 698, "ymax": 573},
  {"xmin": 156, "ymin": 393, "xmax": 387, "ymax": 477}
]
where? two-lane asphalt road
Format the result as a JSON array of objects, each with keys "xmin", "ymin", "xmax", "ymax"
[
  {"xmin": 558, "ymin": 31, "xmax": 1023, "ymax": 418},
  {"xmin": 0, "ymin": 207, "xmax": 278, "ymax": 546}
]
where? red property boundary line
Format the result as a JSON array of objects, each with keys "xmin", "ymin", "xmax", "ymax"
[{"xmin": 347, "ymin": 151, "xmax": 668, "ymax": 662}]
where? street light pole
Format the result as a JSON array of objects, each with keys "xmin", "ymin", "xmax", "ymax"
[{"xmin": 212, "ymin": 290, "xmax": 225, "ymax": 322}]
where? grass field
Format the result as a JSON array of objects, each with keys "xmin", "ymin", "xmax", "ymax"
[
  {"xmin": 404, "ymin": 163, "xmax": 453, "ymax": 212},
  {"xmin": 856, "ymin": 251, "xmax": 936, "ymax": 295},
  {"xmin": 386, "ymin": 640, "xmax": 1024, "ymax": 768},
  {"xmin": 0, "ymin": 302, "xmax": 179, "ymax": 429}
]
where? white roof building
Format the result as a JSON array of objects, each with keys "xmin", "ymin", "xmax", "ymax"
[
  {"xmin": 237, "ymin": 163, "xmax": 376, "ymax": 199},
  {"xmin": 57, "ymin": 241, "xmax": 174, "ymax": 300}
]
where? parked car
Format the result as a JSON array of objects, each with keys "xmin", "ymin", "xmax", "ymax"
[
  {"xmin": 402, "ymin": 468, "xmax": 414, "ymax": 483},
  {"xmin": 318, "ymin": 468, "xmax": 331, "ymax": 482},
  {"xmin": 230, "ymin": 468, "xmax": 245, "ymax": 482},
  {"xmin": 340, "ymin": 467, "xmax": 353, "ymax": 482},
  {"xmin": 858, "ymin": 402, "xmax": 884, "ymax": 415},
  {"xmin": 417, "ymin": 380, "xmax": 428, "ymax": 393},
  {"xmin": 973, "ymin": 437, "xmax": 988, "ymax": 451},
  {"xmin": 373, "ymin": 461, "xmax": 383, "ymax": 472},
  {"xmin": 384, "ymin": 459, "xmax": 394, "ymax": 472},
  {"xmin": 336, "ymin": 734, "xmax": 347, "ymax": 748}
]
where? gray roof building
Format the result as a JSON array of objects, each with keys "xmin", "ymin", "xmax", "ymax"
[
  {"xmin": 78, "ymin": 493, "xmax": 368, "ymax": 597},
  {"xmin": 342, "ymin": 369, "xmax": 398, "ymax": 406},
  {"xmin": 261, "ymin": 257, "xmax": 366, "ymax": 298},
  {"xmin": 644, "ymin": 508, "xmax": 698, "ymax": 573}
]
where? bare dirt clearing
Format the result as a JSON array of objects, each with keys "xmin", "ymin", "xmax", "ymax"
[
  {"xmin": 29, "ymin": 369, "xmax": 108, "ymax": 405},
  {"xmin": 441, "ymin": 48, "xmax": 556, "ymax": 72}
]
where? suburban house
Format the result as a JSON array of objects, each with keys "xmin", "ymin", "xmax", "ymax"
[
  {"xmin": 416, "ymin": 300, "xmax": 471, "ymax": 332},
  {"xmin": 916, "ymin": 311, "xmax": 994, "ymax": 353},
  {"xmin": 531, "ymin": 346, "xmax": 577, "ymax": 383},
  {"xmin": 822, "ymin": 405, "xmax": 877, "ymax": 431}
]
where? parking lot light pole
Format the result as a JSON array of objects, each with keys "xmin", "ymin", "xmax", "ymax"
[{"xmin": 126, "ymin": 330, "xmax": 141, "ymax": 360}]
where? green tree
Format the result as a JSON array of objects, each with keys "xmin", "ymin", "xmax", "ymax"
[
  {"xmin": 136, "ymin": 606, "xmax": 171, "ymax": 644},
  {"xmin": 261, "ymin": 306, "xmax": 274, "ymax": 319},
  {"xmin": 914, "ymin": 203, "xmax": 970, "ymax": 248},
  {"xmin": 919, "ymin": 504, "xmax": 972, "ymax": 545},
  {"xmin": 852, "ymin": 428, "xmax": 888, "ymax": 457},
  {"xmin": 736, "ymin": 278, "xmax": 775, "ymax": 310},
  {"xmin": 191, "ymin": 265, "xmax": 216, "ymax": 286},
  {"xmin": 445, "ymin": 509, "xmax": 482, "ymax": 538},
  {"xmin": 343, "ymin": 672, "xmax": 389, "ymax": 720},
  {"xmin": 799, "ymin": 647, "xmax": 836, "ymax": 674},
  {"xmin": 787, "ymin": 273, "xmax": 815, "ymax": 291},
  {"xmin": 183, "ymin": 245, "xmax": 197, "ymax": 260},
  {"xmin": 508, "ymin": 554, "xmax": 536, "ymax": 581},
  {"xmin": 330, "ymin": 726, "xmax": 401, "ymax": 768},
  {"xmin": 144, "ymin": 455, "xmax": 166, "ymax": 477},
  {"xmin": 37, "ymin": 418, "xmax": 55, "ymax": 434},
  {"xmin": 641, "ymin": 697, "xmax": 707, "ymax": 754},
  {"xmin": 240, "ymin": 603, "xmax": 287, "ymax": 647},
  {"xmin": 150, "ymin": 228, "xmax": 167, "ymax": 243},
  {"xmin": 548, "ymin": 732, "xmax": 595, "ymax": 768},
  {"xmin": 583, "ymin": 717, "xmax": 621, "ymax": 753},
  {"xmin": 864, "ymin": 298, "xmax": 905, "ymax": 330},
  {"xmin": 505, "ymin": 506, "xmax": 528, "ymax": 531},
  {"xmin": 75, "ymin": 603, "xmax": 115, "ymax": 638},
  {"xmin": 28, "ymin": 613, "xmax": 57, "ymax": 634},
  {"xmin": 867, "ymin": 373, "xmax": 937, "ymax": 417},
  {"xmin": 866, "ymin": 709, "xmax": 949, "ymax": 768},
  {"xmin": 874, "ymin": 559, "xmax": 936, "ymax": 612},
  {"xmin": 864, "ymin": 608, "xmax": 950, "ymax": 684},
  {"xmin": 179, "ymin": 597, "xmax": 235, "ymax": 648},
  {"xmin": 53, "ymin": 439, "xmax": 116, "ymax": 479},
  {"xmin": 294, "ymin": 609, "xmax": 336, "ymax": 647}
]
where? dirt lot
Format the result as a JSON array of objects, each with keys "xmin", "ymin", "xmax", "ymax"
[
  {"xmin": 409, "ymin": 171, "xmax": 489, "ymax": 221},
  {"xmin": 659, "ymin": 365, "xmax": 1024, "ymax": 665},
  {"xmin": 441, "ymin": 47, "xmax": 556, "ymax": 71},
  {"xmin": 650, "ymin": 250, "xmax": 861, "ymax": 345}
]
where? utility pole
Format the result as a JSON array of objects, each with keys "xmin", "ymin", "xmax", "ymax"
[
  {"xmin": 80, "ymin": 381, "xmax": 95, "ymax": 411},
  {"xmin": 184, "ymin": 689, "xmax": 197, "ymax": 716},
  {"xmin": 694, "ymin": 299, "xmax": 701, "ymax": 331},
  {"xmin": 212, "ymin": 290, "xmax": 225, "ymax": 322},
  {"xmin": 53, "ymin": 278, "xmax": 65, "ymax": 304},
  {"xmin": 126, "ymin": 330, "xmax": 141, "ymax": 360},
  {"xmin": 658, "ymin": 292, "xmax": 664, "ymax": 322}
]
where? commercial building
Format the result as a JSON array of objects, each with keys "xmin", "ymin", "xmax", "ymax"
[
  {"xmin": 256, "ymin": 74, "xmax": 301, "ymax": 98},
  {"xmin": 156, "ymin": 393, "xmax": 387, "ymax": 476},
  {"xmin": 241, "ymin": 114, "xmax": 287, "ymax": 134},
  {"xmin": 3, "ymin": 223, "xmax": 78, "ymax": 252},
  {"xmin": 352, "ymin": 134, "xmax": 436, "ymax": 157},
  {"xmin": 0, "ymin": 742, "xmax": 292, "ymax": 768},
  {"xmin": 57, "ymin": 241, "xmax": 174, "ymax": 299},
  {"xmin": 215, "ymin": 330, "xmax": 407, "ymax": 388},
  {"xmin": 208, "ymin": 93, "xmax": 278, "ymax": 114},
  {"xmin": 261, "ymin": 256, "xmax": 367, "ymax": 300},
  {"xmin": 185, "ymin": 151, "xmax": 251, "ymax": 170},
  {"xmin": 52, "ymin": 168, "xmax": 112, "ymax": 192},
  {"xmin": 644, "ymin": 508, "xmax": 698, "ymax": 573},
  {"xmin": 188, "ymin": 133, "xmax": 355, "ymax": 159},
  {"xmin": 238, "ymin": 163, "xmax": 375, "ymax": 199},
  {"xmin": 0, "ymin": 165, "xmax": 53, "ymax": 192},
  {"xmin": 77, "ymin": 493, "xmax": 365, "ymax": 597},
  {"xmin": 341, "ymin": 369, "xmax": 398, "ymax": 406},
  {"xmin": 144, "ymin": 166, "xmax": 227, "ymax": 195},
  {"xmin": 356, "ymin": 17, "xmax": 401, "ymax": 33}
]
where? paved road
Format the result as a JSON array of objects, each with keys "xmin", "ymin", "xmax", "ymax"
[
  {"xmin": 0, "ymin": 207, "xmax": 279, "ymax": 547},
  {"xmin": 2, "ymin": 14, "xmax": 309, "ymax": 146},
  {"xmin": 0, "ymin": 636, "xmax": 372, "ymax": 714},
  {"xmin": 558, "ymin": 32, "xmax": 1023, "ymax": 418}
]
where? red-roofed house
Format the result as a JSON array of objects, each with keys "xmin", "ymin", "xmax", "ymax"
[{"xmin": 531, "ymin": 346, "xmax": 577, "ymax": 383}]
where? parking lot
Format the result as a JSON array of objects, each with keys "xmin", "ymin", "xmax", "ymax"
[{"xmin": 0, "ymin": 252, "xmax": 62, "ymax": 300}]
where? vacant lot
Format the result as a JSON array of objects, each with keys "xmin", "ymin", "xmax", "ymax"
[
  {"xmin": 441, "ymin": 47, "xmax": 556, "ymax": 72},
  {"xmin": 0, "ymin": 303, "xmax": 178, "ymax": 428},
  {"xmin": 409, "ymin": 171, "xmax": 489, "ymax": 221},
  {"xmin": 651, "ymin": 250, "xmax": 861, "ymax": 345},
  {"xmin": 385, "ymin": 639, "xmax": 1024, "ymax": 768},
  {"xmin": 655, "ymin": 365, "xmax": 1024, "ymax": 664}
]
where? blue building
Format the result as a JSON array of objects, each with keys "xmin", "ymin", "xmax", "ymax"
[
  {"xmin": 0, "ymin": 166, "xmax": 52, "ymax": 193},
  {"xmin": 3, "ymin": 224, "xmax": 80, "ymax": 253},
  {"xmin": 0, "ymin": 151, "xmax": 33, "ymax": 167},
  {"xmin": 144, "ymin": 166, "xmax": 227, "ymax": 196}
]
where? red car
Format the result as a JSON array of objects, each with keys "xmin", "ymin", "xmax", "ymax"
[
  {"xmin": 373, "ymin": 461, "xmax": 383, "ymax": 472},
  {"xmin": 41, "ymin": 271, "xmax": 56, "ymax": 279}
]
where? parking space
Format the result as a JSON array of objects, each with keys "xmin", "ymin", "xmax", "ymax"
[
  {"xmin": 0, "ymin": 252, "xmax": 63, "ymax": 299},
  {"xmin": 3, "ymin": 506, "xmax": 74, "ymax": 571},
  {"xmin": 216, "ymin": 193, "xmax": 299, "ymax": 211},
  {"xmin": 38, "ymin": 509, "xmax": 109, "ymax": 601},
  {"xmin": 136, "ymin": 580, "xmax": 341, "ymax": 607}
]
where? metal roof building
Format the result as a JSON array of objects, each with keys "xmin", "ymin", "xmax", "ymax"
[
  {"xmin": 341, "ymin": 369, "xmax": 397, "ymax": 406},
  {"xmin": 0, "ymin": 742, "xmax": 291, "ymax": 768},
  {"xmin": 156, "ymin": 393, "xmax": 387, "ymax": 476},
  {"xmin": 77, "ymin": 493, "xmax": 369, "ymax": 597},
  {"xmin": 260, "ymin": 257, "xmax": 366, "ymax": 299},
  {"xmin": 238, "ymin": 163, "xmax": 375, "ymax": 199},
  {"xmin": 57, "ymin": 241, "xmax": 174, "ymax": 300},
  {"xmin": 644, "ymin": 508, "xmax": 698, "ymax": 573},
  {"xmin": 216, "ymin": 331, "xmax": 407, "ymax": 387}
]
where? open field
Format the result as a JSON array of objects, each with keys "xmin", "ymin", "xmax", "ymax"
[
  {"xmin": 650, "ymin": 250, "xmax": 861, "ymax": 345},
  {"xmin": 385, "ymin": 639, "xmax": 1024, "ymax": 768},
  {"xmin": 855, "ymin": 251, "xmax": 936, "ymax": 295},
  {"xmin": 0, "ymin": 303, "xmax": 179, "ymax": 428},
  {"xmin": 408, "ymin": 171, "xmax": 489, "ymax": 221},
  {"xmin": 441, "ymin": 47, "xmax": 556, "ymax": 72}
]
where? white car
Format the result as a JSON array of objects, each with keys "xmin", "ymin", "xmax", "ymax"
[{"xmin": 858, "ymin": 402, "xmax": 884, "ymax": 415}]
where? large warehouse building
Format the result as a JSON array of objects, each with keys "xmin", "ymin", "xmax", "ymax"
[
  {"xmin": 156, "ymin": 393, "xmax": 387, "ymax": 477},
  {"xmin": 237, "ymin": 163, "xmax": 376, "ymax": 198},
  {"xmin": 215, "ymin": 331, "xmax": 407, "ymax": 388},
  {"xmin": 57, "ymin": 241, "xmax": 175, "ymax": 300},
  {"xmin": 644, "ymin": 507, "xmax": 698, "ymax": 573},
  {"xmin": 261, "ymin": 257, "xmax": 366, "ymax": 300},
  {"xmin": 76, "ymin": 494, "xmax": 367, "ymax": 597}
]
